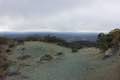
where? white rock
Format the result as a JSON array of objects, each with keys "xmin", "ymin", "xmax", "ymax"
[{"xmin": 105, "ymin": 48, "xmax": 113, "ymax": 56}]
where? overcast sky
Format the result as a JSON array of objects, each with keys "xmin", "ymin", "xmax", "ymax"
[{"xmin": 0, "ymin": 0, "xmax": 120, "ymax": 32}]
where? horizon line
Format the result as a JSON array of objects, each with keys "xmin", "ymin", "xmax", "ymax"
[{"xmin": 0, "ymin": 30, "xmax": 109, "ymax": 33}]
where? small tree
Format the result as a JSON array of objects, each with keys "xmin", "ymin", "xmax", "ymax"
[
  {"xmin": 97, "ymin": 33, "xmax": 113, "ymax": 51},
  {"xmin": 97, "ymin": 28, "xmax": 120, "ymax": 52}
]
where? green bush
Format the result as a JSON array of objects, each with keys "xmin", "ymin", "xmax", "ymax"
[
  {"xmin": 97, "ymin": 28, "xmax": 120, "ymax": 51},
  {"xmin": 97, "ymin": 33, "xmax": 112, "ymax": 51},
  {"xmin": 56, "ymin": 52, "xmax": 63, "ymax": 56},
  {"xmin": 40, "ymin": 54, "xmax": 53, "ymax": 62},
  {"xmin": 71, "ymin": 48, "xmax": 78, "ymax": 53},
  {"xmin": 6, "ymin": 49, "xmax": 11, "ymax": 53}
]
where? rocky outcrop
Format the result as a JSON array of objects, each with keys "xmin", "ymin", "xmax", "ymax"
[
  {"xmin": 105, "ymin": 48, "xmax": 113, "ymax": 56},
  {"xmin": 103, "ymin": 45, "xmax": 120, "ymax": 59},
  {"xmin": 103, "ymin": 48, "xmax": 113, "ymax": 59}
]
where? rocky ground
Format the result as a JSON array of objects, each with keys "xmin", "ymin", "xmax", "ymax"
[{"xmin": 5, "ymin": 41, "xmax": 120, "ymax": 80}]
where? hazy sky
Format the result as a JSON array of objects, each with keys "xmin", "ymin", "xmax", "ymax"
[{"xmin": 0, "ymin": 0, "xmax": 120, "ymax": 32}]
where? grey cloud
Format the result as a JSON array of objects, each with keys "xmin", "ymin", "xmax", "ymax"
[
  {"xmin": 0, "ymin": 0, "xmax": 91, "ymax": 16},
  {"xmin": 0, "ymin": 0, "xmax": 120, "ymax": 32}
]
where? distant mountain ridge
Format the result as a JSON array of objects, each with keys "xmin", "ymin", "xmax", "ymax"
[{"xmin": 0, "ymin": 32, "xmax": 98, "ymax": 42}]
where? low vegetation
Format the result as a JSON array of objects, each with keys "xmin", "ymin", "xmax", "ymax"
[
  {"xmin": 0, "ymin": 51, "xmax": 10, "ymax": 79},
  {"xmin": 0, "ymin": 28, "xmax": 119, "ymax": 79},
  {"xmin": 56, "ymin": 52, "xmax": 63, "ymax": 56},
  {"xmin": 17, "ymin": 54, "xmax": 31, "ymax": 60},
  {"xmin": 40, "ymin": 54, "xmax": 53, "ymax": 62},
  {"xmin": 71, "ymin": 48, "xmax": 79, "ymax": 53},
  {"xmin": 0, "ymin": 37, "xmax": 15, "ymax": 79},
  {"xmin": 97, "ymin": 28, "xmax": 120, "ymax": 53},
  {"xmin": 24, "ymin": 35, "xmax": 96, "ymax": 52}
]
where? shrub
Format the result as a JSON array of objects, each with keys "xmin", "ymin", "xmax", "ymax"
[
  {"xmin": 0, "ymin": 54, "xmax": 10, "ymax": 77},
  {"xmin": 97, "ymin": 33, "xmax": 112, "ymax": 51},
  {"xmin": 0, "ymin": 37, "xmax": 9, "ymax": 44},
  {"xmin": 97, "ymin": 28, "xmax": 120, "ymax": 51},
  {"xmin": 71, "ymin": 48, "xmax": 78, "ymax": 53},
  {"xmin": 9, "ymin": 44, "xmax": 15, "ymax": 48},
  {"xmin": 56, "ymin": 52, "xmax": 63, "ymax": 56},
  {"xmin": 109, "ymin": 28, "xmax": 120, "ymax": 47},
  {"xmin": 40, "ymin": 54, "xmax": 53, "ymax": 62},
  {"xmin": 17, "ymin": 55, "xmax": 31, "ymax": 60},
  {"xmin": 6, "ymin": 49, "xmax": 11, "ymax": 53}
]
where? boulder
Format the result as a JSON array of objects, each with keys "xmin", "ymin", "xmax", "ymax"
[
  {"xmin": 105, "ymin": 48, "xmax": 113, "ymax": 56},
  {"xmin": 103, "ymin": 48, "xmax": 113, "ymax": 60}
]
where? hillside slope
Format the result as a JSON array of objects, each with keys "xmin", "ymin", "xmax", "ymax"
[{"xmin": 7, "ymin": 41, "xmax": 120, "ymax": 80}]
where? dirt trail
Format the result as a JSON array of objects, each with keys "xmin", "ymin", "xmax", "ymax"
[{"xmin": 103, "ymin": 63, "xmax": 120, "ymax": 80}]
